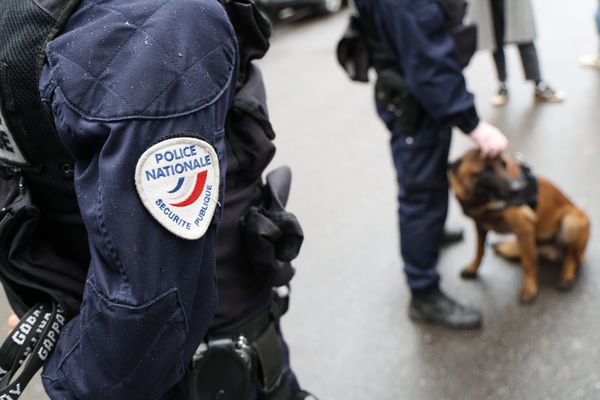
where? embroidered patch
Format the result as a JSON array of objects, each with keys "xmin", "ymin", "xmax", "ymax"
[
  {"xmin": 0, "ymin": 104, "xmax": 28, "ymax": 166},
  {"xmin": 135, "ymin": 137, "xmax": 219, "ymax": 240}
]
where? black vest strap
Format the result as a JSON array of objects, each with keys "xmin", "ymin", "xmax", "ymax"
[
  {"xmin": 0, "ymin": 0, "xmax": 89, "ymax": 316},
  {"xmin": 35, "ymin": 0, "xmax": 83, "ymax": 72}
]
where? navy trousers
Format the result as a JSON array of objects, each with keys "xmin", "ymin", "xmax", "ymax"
[{"xmin": 377, "ymin": 100, "xmax": 452, "ymax": 291}]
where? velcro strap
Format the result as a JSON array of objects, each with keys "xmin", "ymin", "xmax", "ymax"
[
  {"xmin": 252, "ymin": 323, "xmax": 286, "ymax": 394},
  {"xmin": 0, "ymin": 303, "xmax": 65, "ymax": 399}
]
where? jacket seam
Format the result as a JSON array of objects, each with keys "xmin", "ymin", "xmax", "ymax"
[{"xmin": 95, "ymin": 183, "xmax": 131, "ymax": 298}]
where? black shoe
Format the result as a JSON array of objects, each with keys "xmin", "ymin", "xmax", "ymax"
[
  {"xmin": 441, "ymin": 227, "xmax": 464, "ymax": 247},
  {"xmin": 295, "ymin": 391, "xmax": 319, "ymax": 400},
  {"xmin": 409, "ymin": 290, "xmax": 482, "ymax": 329}
]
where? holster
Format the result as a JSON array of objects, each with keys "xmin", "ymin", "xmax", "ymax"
[
  {"xmin": 240, "ymin": 166, "xmax": 303, "ymax": 287},
  {"xmin": 375, "ymin": 69, "xmax": 423, "ymax": 134}
]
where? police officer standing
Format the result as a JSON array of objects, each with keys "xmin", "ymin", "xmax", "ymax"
[
  {"xmin": 350, "ymin": 0, "xmax": 508, "ymax": 329},
  {"xmin": 0, "ymin": 0, "xmax": 314, "ymax": 398}
]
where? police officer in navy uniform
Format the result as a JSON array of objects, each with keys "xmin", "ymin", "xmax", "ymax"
[
  {"xmin": 351, "ymin": 0, "xmax": 509, "ymax": 329},
  {"xmin": 0, "ymin": 0, "xmax": 314, "ymax": 398}
]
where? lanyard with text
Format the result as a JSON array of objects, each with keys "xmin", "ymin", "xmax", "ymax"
[{"xmin": 0, "ymin": 303, "xmax": 65, "ymax": 399}]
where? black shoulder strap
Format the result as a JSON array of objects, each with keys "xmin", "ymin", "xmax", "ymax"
[{"xmin": 35, "ymin": 0, "xmax": 83, "ymax": 72}]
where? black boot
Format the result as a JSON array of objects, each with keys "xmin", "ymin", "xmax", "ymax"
[
  {"xmin": 440, "ymin": 227, "xmax": 464, "ymax": 247},
  {"xmin": 295, "ymin": 391, "xmax": 319, "ymax": 400},
  {"xmin": 409, "ymin": 288, "xmax": 482, "ymax": 329}
]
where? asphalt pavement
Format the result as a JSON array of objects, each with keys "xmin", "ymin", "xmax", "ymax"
[
  {"xmin": 4, "ymin": 0, "xmax": 600, "ymax": 399},
  {"xmin": 262, "ymin": 1, "xmax": 600, "ymax": 399}
]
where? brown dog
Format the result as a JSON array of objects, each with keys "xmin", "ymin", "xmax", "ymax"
[{"xmin": 448, "ymin": 149, "xmax": 590, "ymax": 304}]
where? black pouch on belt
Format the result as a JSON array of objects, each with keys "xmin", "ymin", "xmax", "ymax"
[
  {"xmin": 375, "ymin": 69, "xmax": 423, "ymax": 134},
  {"xmin": 182, "ymin": 315, "xmax": 288, "ymax": 400},
  {"xmin": 240, "ymin": 166, "xmax": 304, "ymax": 287},
  {"xmin": 186, "ymin": 336, "xmax": 253, "ymax": 400}
]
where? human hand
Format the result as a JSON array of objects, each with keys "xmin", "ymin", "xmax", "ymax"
[
  {"xmin": 7, "ymin": 313, "xmax": 19, "ymax": 332},
  {"xmin": 469, "ymin": 121, "xmax": 508, "ymax": 158}
]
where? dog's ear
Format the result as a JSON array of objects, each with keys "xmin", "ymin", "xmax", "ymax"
[{"xmin": 448, "ymin": 157, "xmax": 462, "ymax": 174}]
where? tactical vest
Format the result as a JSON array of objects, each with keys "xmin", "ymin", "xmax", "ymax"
[
  {"xmin": 0, "ymin": 0, "xmax": 297, "ymax": 329},
  {"xmin": 0, "ymin": 0, "xmax": 88, "ymax": 317}
]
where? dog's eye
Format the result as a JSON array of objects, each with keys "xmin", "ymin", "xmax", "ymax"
[{"xmin": 500, "ymin": 159, "xmax": 507, "ymax": 169}]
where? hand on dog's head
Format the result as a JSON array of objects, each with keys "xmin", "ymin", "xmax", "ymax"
[{"xmin": 448, "ymin": 148, "xmax": 521, "ymax": 204}]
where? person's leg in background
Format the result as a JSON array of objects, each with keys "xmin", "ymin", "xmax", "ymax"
[
  {"xmin": 517, "ymin": 42, "xmax": 566, "ymax": 103},
  {"xmin": 490, "ymin": 0, "xmax": 510, "ymax": 106}
]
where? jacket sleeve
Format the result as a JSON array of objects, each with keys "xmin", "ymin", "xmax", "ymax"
[
  {"xmin": 374, "ymin": 0, "xmax": 480, "ymax": 133},
  {"xmin": 37, "ymin": 1, "xmax": 237, "ymax": 399}
]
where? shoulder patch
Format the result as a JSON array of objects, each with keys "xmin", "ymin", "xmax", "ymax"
[{"xmin": 135, "ymin": 137, "xmax": 220, "ymax": 240}]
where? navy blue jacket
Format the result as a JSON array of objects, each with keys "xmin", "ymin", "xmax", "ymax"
[
  {"xmin": 37, "ymin": 0, "xmax": 236, "ymax": 398},
  {"xmin": 356, "ymin": 0, "xmax": 480, "ymax": 133}
]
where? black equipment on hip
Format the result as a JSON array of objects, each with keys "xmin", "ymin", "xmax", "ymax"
[
  {"xmin": 375, "ymin": 69, "xmax": 423, "ymax": 134},
  {"xmin": 0, "ymin": 302, "xmax": 65, "ymax": 399},
  {"xmin": 180, "ymin": 288, "xmax": 293, "ymax": 400}
]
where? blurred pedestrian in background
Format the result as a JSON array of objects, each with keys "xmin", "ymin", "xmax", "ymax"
[
  {"xmin": 468, "ymin": 0, "xmax": 566, "ymax": 106},
  {"xmin": 580, "ymin": 0, "xmax": 600, "ymax": 69}
]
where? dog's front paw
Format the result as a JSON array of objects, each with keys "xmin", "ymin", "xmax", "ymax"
[
  {"xmin": 460, "ymin": 266, "xmax": 478, "ymax": 280},
  {"xmin": 519, "ymin": 286, "xmax": 538, "ymax": 304},
  {"xmin": 557, "ymin": 277, "xmax": 576, "ymax": 292}
]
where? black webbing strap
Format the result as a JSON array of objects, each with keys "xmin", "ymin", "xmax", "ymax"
[{"xmin": 0, "ymin": 303, "xmax": 65, "ymax": 399}]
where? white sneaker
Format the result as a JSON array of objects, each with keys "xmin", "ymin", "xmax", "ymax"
[
  {"xmin": 534, "ymin": 82, "xmax": 566, "ymax": 103},
  {"xmin": 490, "ymin": 83, "xmax": 509, "ymax": 107},
  {"xmin": 580, "ymin": 52, "xmax": 600, "ymax": 69}
]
